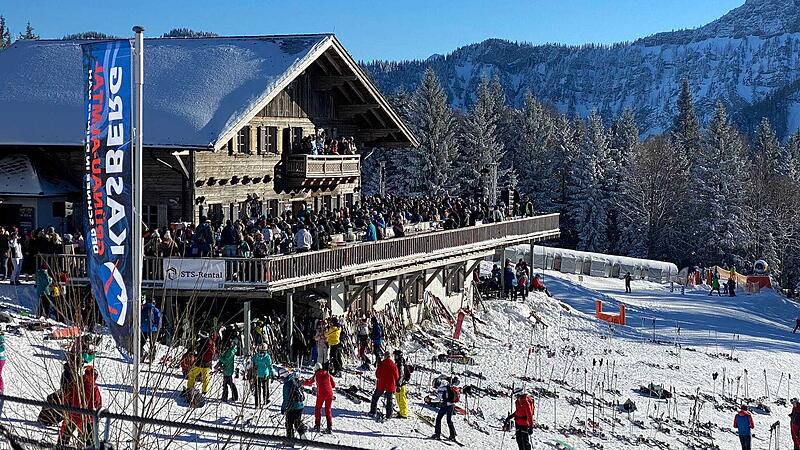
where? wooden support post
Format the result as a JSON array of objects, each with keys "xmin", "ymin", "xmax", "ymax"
[
  {"xmin": 243, "ymin": 301, "xmax": 252, "ymax": 356},
  {"xmin": 286, "ymin": 292, "xmax": 294, "ymax": 362},
  {"xmin": 424, "ymin": 267, "xmax": 443, "ymax": 289},
  {"xmin": 530, "ymin": 239, "xmax": 535, "ymax": 272}
]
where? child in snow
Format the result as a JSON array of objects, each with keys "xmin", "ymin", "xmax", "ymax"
[
  {"xmin": 303, "ymin": 362, "xmax": 336, "ymax": 433},
  {"xmin": 733, "ymin": 404, "xmax": 754, "ymax": 450}
]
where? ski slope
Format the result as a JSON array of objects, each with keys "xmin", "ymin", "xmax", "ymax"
[{"xmin": 0, "ymin": 272, "xmax": 799, "ymax": 449}]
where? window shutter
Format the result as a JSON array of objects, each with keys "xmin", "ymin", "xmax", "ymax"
[{"xmin": 258, "ymin": 127, "xmax": 267, "ymax": 154}]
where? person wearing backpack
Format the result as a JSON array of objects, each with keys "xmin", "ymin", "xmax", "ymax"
[
  {"xmin": 303, "ymin": 362, "xmax": 336, "ymax": 433},
  {"xmin": 393, "ymin": 349, "xmax": 411, "ymax": 418},
  {"xmin": 733, "ymin": 404, "xmax": 755, "ymax": 450},
  {"xmin": 252, "ymin": 343, "xmax": 275, "ymax": 407},
  {"xmin": 281, "ymin": 370, "xmax": 307, "ymax": 439},
  {"xmin": 431, "ymin": 375, "xmax": 459, "ymax": 441},
  {"xmin": 369, "ymin": 351, "xmax": 398, "ymax": 419},
  {"xmin": 503, "ymin": 388, "xmax": 536, "ymax": 450}
]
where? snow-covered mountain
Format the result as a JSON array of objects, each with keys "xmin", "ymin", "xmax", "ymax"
[{"xmin": 365, "ymin": 0, "xmax": 800, "ymax": 138}]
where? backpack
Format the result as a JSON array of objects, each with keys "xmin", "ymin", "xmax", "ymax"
[
  {"xmin": 450, "ymin": 386, "xmax": 461, "ymax": 403},
  {"xmin": 288, "ymin": 377, "xmax": 305, "ymax": 403}
]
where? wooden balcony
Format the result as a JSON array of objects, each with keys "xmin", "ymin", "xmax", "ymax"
[
  {"xmin": 284, "ymin": 154, "xmax": 360, "ymax": 185},
  {"xmin": 38, "ymin": 214, "xmax": 560, "ymax": 295}
]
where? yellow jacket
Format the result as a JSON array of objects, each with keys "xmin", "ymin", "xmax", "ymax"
[{"xmin": 324, "ymin": 325, "xmax": 341, "ymax": 346}]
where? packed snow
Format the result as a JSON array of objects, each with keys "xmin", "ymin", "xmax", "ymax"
[{"xmin": 0, "ymin": 270, "xmax": 799, "ymax": 449}]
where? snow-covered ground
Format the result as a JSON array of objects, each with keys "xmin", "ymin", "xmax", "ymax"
[{"xmin": 1, "ymin": 271, "xmax": 799, "ymax": 449}]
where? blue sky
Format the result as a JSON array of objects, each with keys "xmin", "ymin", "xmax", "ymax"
[{"xmin": 3, "ymin": 0, "xmax": 744, "ymax": 61}]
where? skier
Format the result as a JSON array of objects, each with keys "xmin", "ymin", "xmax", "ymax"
[
  {"xmin": 371, "ymin": 316, "xmax": 384, "ymax": 366},
  {"xmin": 281, "ymin": 370, "xmax": 308, "ymax": 439},
  {"xmin": 356, "ymin": 317, "xmax": 370, "ymax": 368},
  {"xmin": 733, "ymin": 404, "xmax": 754, "ymax": 450},
  {"xmin": 709, "ymin": 276, "xmax": 722, "ymax": 296},
  {"xmin": 313, "ymin": 319, "xmax": 328, "ymax": 365},
  {"xmin": 504, "ymin": 260, "xmax": 517, "ymax": 300},
  {"xmin": 790, "ymin": 398, "xmax": 800, "ymax": 450},
  {"xmin": 503, "ymin": 388, "xmax": 535, "ymax": 450},
  {"xmin": 303, "ymin": 362, "xmax": 336, "ymax": 433},
  {"xmin": 393, "ymin": 349, "xmax": 411, "ymax": 418},
  {"xmin": 624, "ymin": 272, "xmax": 632, "ymax": 293},
  {"xmin": 218, "ymin": 338, "xmax": 237, "ymax": 403},
  {"xmin": 252, "ymin": 343, "xmax": 275, "ymax": 407},
  {"xmin": 140, "ymin": 297, "xmax": 161, "ymax": 359},
  {"xmin": 35, "ymin": 262, "xmax": 53, "ymax": 319},
  {"xmin": 186, "ymin": 331, "xmax": 216, "ymax": 398},
  {"xmin": 324, "ymin": 317, "xmax": 342, "ymax": 375},
  {"xmin": 431, "ymin": 375, "xmax": 459, "ymax": 442},
  {"xmin": 369, "ymin": 351, "xmax": 398, "ymax": 419},
  {"xmin": 793, "ymin": 317, "xmax": 800, "ymax": 334},
  {"xmin": 531, "ymin": 274, "xmax": 552, "ymax": 297}
]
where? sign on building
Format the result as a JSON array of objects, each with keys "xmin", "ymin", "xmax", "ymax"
[{"xmin": 163, "ymin": 259, "xmax": 226, "ymax": 290}]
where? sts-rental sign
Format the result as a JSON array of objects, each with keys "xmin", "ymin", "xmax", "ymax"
[{"xmin": 82, "ymin": 40, "xmax": 134, "ymax": 355}]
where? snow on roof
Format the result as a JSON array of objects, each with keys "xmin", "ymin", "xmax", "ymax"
[
  {"xmin": 0, "ymin": 154, "xmax": 78, "ymax": 196},
  {"xmin": 0, "ymin": 35, "xmax": 333, "ymax": 149}
]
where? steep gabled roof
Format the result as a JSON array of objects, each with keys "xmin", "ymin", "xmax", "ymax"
[{"xmin": 0, "ymin": 34, "xmax": 417, "ymax": 149}]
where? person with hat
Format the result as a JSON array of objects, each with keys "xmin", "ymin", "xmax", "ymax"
[
  {"xmin": 431, "ymin": 375, "xmax": 459, "ymax": 442},
  {"xmin": 140, "ymin": 297, "xmax": 161, "ymax": 360},
  {"xmin": 303, "ymin": 362, "xmax": 336, "ymax": 433},
  {"xmin": 252, "ymin": 343, "xmax": 275, "ymax": 408},
  {"xmin": 281, "ymin": 368, "xmax": 308, "ymax": 439},
  {"xmin": 369, "ymin": 351, "xmax": 398, "ymax": 419},
  {"xmin": 186, "ymin": 331, "xmax": 216, "ymax": 397},
  {"xmin": 733, "ymin": 404, "xmax": 755, "ymax": 450},
  {"xmin": 324, "ymin": 317, "xmax": 342, "ymax": 375},
  {"xmin": 393, "ymin": 349, "xmax": 411, "ymax": 418},
  {"xmin": 218, "ymin": 337, "xmax": 238, "ymax": 403},
  {"xmin": 503, "ymin": 388, "xmax": 535, "ymax": 450},
  {"xmin": 356, "ymin": 317, "xmax": 370, "ymax": 368},
  {"xmin": 790, "ymin": 398, "xmax": 800, "ymax": 450},
  {"xmin": 370, "ymin": 317, "xmax": 384, "ymax": 367}
]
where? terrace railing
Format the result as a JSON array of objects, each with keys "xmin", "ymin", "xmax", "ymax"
[{"xmin": 285, "ymin": 154, "xmax": 361, "ymax": 179}]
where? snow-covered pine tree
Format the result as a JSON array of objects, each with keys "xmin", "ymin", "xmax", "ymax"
[
  {"xmin": 786, "ymin": 129, "xmax": 800, "ymax": 183},
  {"xmin": 671, "ymin": 79, "xmax": 701, "ymax": 166},
  {"xmin": 691, "ymin": 101, "xmax": 749, "ymax": 267},
  {"xmin": 0, "ymin": 16, "xmax": 11, "ymax": 49},
  {"xmin": 456, "ymin": 76, "xmax": 507, "ymax": 200},
  {"xmin": 569, "ymin": 110, "xmax": 610, "ymax": 253},
  {"xmin": 511, "ymin": 91, "xmax": 554, "ymax": 211},
  {"xmin": 754, "ymin": 117, "xmax": 790, "ymax": 176},
  {"xmin": 608, "ymin": 109, "xmax": 639, "ymax": 254},
  {"xmin": 18, "ymin": 22, "xmax": 38, "ymax": 40},
  {"xmin": 403, "ymin": 68, "xmax": 459, "ymax": 195}
]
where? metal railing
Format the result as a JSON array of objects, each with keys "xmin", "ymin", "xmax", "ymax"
[
  {"xmin": 284, "ymin": 154, "xmax": 361, "ymax": 179},
  {"xmin": 38, "ymin": 214, "xmax": 560, "ymax": 288}
]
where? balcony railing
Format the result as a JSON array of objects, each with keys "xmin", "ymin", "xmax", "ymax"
[
  {"xmin": 285, "ymin": 154, "xmax": 361, "ymax": 179},
  {"xmin": 38, "ymin": 214, "xmax": 560, "ymax": 290}
]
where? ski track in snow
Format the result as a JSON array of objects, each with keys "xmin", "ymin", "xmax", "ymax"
[{"xmin": 1, "ymin": 272, "xmax": 799, "ymax": 449}]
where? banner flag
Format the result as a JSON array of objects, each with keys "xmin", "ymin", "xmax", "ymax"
[{"xmin": 82, "ymin": 40, "xmax": 135, "ymax": 357}]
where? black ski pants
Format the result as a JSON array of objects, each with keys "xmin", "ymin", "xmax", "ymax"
[
  {"xmin": 369, "ymin": 389, "xmax": 393, "ymax": 418},
  {"xmin": 739, "ymin": 435, "xmax": 751, "ymax": 450},
  {"xmin": 515, "ymin": 427, "xmax": 532, "ymax": 450},
  {"xmin": 434, "ymin": 404, "xmax": 456, "ymax": 439},
  {"xmin": 222, "ymin": 375, "xmax": 238, "ymax": 402},
  {"xmin": 254, "ymin": 377, "xmax": 270, "ymax": 407},
  {"xmin": 285, "ymin": 408, "xmax": 306, "ymax": 439}
]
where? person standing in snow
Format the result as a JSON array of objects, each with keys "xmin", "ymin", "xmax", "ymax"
[
  {"xmin": 0, "ymin": 328, "xmax": 6, "ymax": 396},
  {"xmin": 370, "ymin": 316, "xmax": 384, "ymax": 366},
  {"xmin": 60, "ymin": 366, "xmax": 102, "ymax": 446},
  {"xmin": 312, "ymin": 319, "xmax": 328, "ymax": 366},
  {"xmin": 35, "ymin": 262, "xmax": 53, "ymax": 318},
  {"xmin": 624, "ymin": 272, "xmax": 632, "ymax": 293},
  {"xmin": 218, "ymin": 338, "xmax": 237, "ymax": 403},
  {"xmin": 393, "ymin": 349, "xmax": 411, "ymax": 418},
  {"xmin": 356, "ymin": 317, "xmax": 370, "ymax": 368},
  {"xmin": 369, "ymin": 351, "xmax": 398, "ymax": 419},
  {"xmin": 794, "ymin": 317, "xmax": 800, "ymax": 334},
  {"xmin": 504, "ymin": 260, "xmax": 517, "ymax": 300},
  {"xmin": 516, "ymin": 263, "xmax": 529, "ymax": 301},
  {"xmin": 709, "ymin": 276, "xmax": 722, "ymax": 296},
  {"xmin": 281, "ymin": 370, "xmax": 307, "ymax": 439},
  {"xmin": 252, "ymin": 343, "xmax": 275, "ymax": 407},
  {"xmin": 504, "ymin": 389, "xmax": 535, "ymax": 450},
  {"xmin": 324, "ymin": 317, "xmax": 342, "ymax": 376},
  {"xmin": 140, "ymin": 298, "xmax": 161, "ymax": 359},
  {"xmin": 789, "ymin": 398, "xmax": 800, "ymax": 450},
  {"xmin": 431, "ymin": 376, "xmax": 459, "ymax": 441},
  {"xmin": 186, "ymin": 331, "xmax": 216, "ymax": 397},
  {"xmin": 8, "ymin": 231, "xmax": 22, "ymax": 285},
  {"xmin": 303, "ymin": 362, "xmax": 336, "ymax": 433},
  {"xmin": 733, "ymin": 404, "xmax": 755, "ymax": 450}
]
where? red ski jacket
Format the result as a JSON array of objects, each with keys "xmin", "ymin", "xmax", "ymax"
[
  {"xmin": 304, "ymin": 369, "xmax": 336, "ymax": 399},
  {"xmin": 375, "ymin": 358, "xmax": 399, "ymax": 393},
  {"xmin": 532, "ymin": 277, "xmax": 545, "ymax": 290},
  {"xmin": 514, "ymin": 394, "xmax": 535, "ymax": 428}
]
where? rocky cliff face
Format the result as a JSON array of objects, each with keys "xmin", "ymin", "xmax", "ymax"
[{"xmin": 365, "ymin": 0, "xmax": 800, "ymax": 137}]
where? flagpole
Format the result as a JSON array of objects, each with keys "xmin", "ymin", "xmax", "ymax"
[{"xmin": 131, "ymin": 25, "xmax": 144, "ymax": 450}]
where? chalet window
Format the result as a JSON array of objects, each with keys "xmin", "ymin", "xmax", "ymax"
[
  {"xmin": 207, "ymin": 204, "xmax": 223, "ymax": 223},
  {"xmin": 237, "ymin": 127, "xmax": 250, "ymax": 154},
  {"xmin": 142, "ymin": 205, "xmax": 158, "ymax": 229},
  {"xmin": 257, "ymin": 127, "xmax": 266, "ymax": 154},
  {"xmin": 267, "ymin": 127, "xmax": 278, "ymax": 154},
  {"xmin": 446, "ymin": 267, "xmax": 465, "ymax": 296}
]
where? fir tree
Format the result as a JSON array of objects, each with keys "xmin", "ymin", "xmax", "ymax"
[
  {"xmin": 512, "ymin": 91, "xmax": 554, "ymax": 211},
  {"xmin": 754, "ymin": 117, "xmax": 789, "ymax": 176},
  {"xmin": 569, "ymin": 110, "xmax": 610, "ymax": 253},
  {"xmin": 0, "ymin": 16, "xmax": 11, "ymax": 49},
  {"xmin": 456, "ymin": 76, "xmax": 506, "ymax": 199},
  {"xmin": 671, "ymin": 79, "xmax": 701, "ymax": 165},
  {"xmin": 18, "ymin": 22, "xmax": 38, "ymax": 40},
  {"xmin": 608, "ymin": 109, "xmax": 639, "ymax": 254},
  {"xmin": 161, "ymin": 28, "xmax": 218, "ymax": 38}
]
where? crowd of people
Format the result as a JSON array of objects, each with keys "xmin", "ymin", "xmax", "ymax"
[{"xmin": 296, "ymin": 131, "xmax": 358, "ymax": 156}]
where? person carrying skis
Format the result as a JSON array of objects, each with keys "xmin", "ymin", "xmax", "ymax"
[
  {"xmin": 504, "ymin": 389, "xmax": 535, "ymax": 450},
  {"xmin": 733, "ymin": 404, "xmax": 755, "ymax": 450},
  {"xmin": 393, "ymin": 349, "xmax": 411, "ymax": 418},
  {"xmin": 790, "ymin": 398, "xmax": 800, "ymax": 450},
  {"xmin": 218, "ymin": 338, "xmax": 237, "ymax": 403},
  {"xmin": 252, "ymin": 343, "xmax": 275, "ymax": 407},
  {"xmin": 281, "ymin": 370, "xmax": 307, "ymax": 439},
  {"xmin": 187, "ymin": 331, "xmax": 216, "ymax": 397},
  {"xmin": 431, "ymin": 375, "xmax": 459, "ymax": 442},
  {"xmin": 370, "ymin": 316, "xmax": 384, "ymax": 366},
  {"xmin": 140, "ymin": 297, "xmax": 161, "ymax": 358},
  {"xmin": 356, "ymin": 317, "xmax": 370, "ymax": 368},
  {"xmin": 303, "ymin": 362, "xmax": 336, "ymax": 433},
  {"xmin": 369, "ymin": 351, "xmax": 398, "ymax": 419},
  {"xmin": 624, "ymin": 272, "xmax": 632, "ymax": 293},
  {"xmin": 324, "ymin": 317, "xmax": 342, "ymax": 375},
  {"xmin": 709, "ymin": 276, "xmax": 722, "ymax": 296}
]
